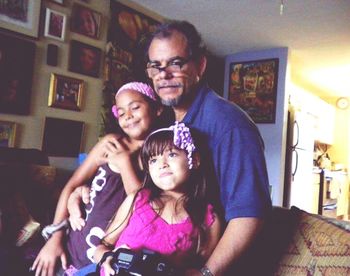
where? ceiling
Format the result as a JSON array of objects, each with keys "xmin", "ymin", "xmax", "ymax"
[{"xmin": 129, "ymin": 0, "xmax": 350, "ymax": 100}]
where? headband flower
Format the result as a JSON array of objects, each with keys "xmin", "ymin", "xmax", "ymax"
[{"xmin": 147, "ymin": 121, "xmax": 196, "ymax": 169}]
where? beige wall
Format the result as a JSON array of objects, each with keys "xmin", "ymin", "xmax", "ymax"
[
  {"xmin": 1, "ymin": 0, "xmax": 164, "ymax": 170},
  {"xmin": 1, "ymin": 0, "xmax": 110, "ymax": 168},
  {"xmin": 327, "ymin": 102, "xmax": 350, "ymax": 172}
]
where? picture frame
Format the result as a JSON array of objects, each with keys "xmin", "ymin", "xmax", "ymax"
[
  {"xmin": 48, "ymin": 73, "xmax": 83, "ymax": 111},
  {"xmin": 44, "ymin": 8, "xmax": 67, "ymax": 41},
  {"xmin": 0, "ymin": 0, "xmax": 42, "ymax": 39},
  {"xmin": 68, "ymin": 40, "xmax": 102, "ymax": 78},
  {"xmin": 42, "ymin": 117, "xmax": 84, "ymax": 157},
  {"xmin": 48, "ymin": 0, "xmax": 65, "ymax": 5},
  {"xmin": 70, "ymin": 4, "xmax": 101, "ymax": 39},
  {"xmin": 0, "ymin": 32, "xmax": 36, "ymax": 115},
  {"xmin": 227, "ymin": 58, "xmax": 279, "ymax": 123},
  {"xmin": 0, "ymin": 120, "xmax": 17, "ymax": 148}
]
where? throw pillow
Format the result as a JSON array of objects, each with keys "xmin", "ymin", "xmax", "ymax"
[{"xmin": 275, "ymin": 207, "xmax": 350, "ymax": 276}]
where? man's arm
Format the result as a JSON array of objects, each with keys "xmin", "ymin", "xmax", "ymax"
[{"xmin": 204, "ymin": 217, "xmax": 263, "ymax": 275}]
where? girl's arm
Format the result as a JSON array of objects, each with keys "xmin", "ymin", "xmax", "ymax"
[
  {"xmin": 198, "ymin": 212, "xmax": 222, "ymax": 261},
  {"xmin": 32, "ymin": 134, "xmax": 120, "ymax": 275},
  {"xmin": 93, "ymin": 192, "xmax": 136, "ymax": 264}
]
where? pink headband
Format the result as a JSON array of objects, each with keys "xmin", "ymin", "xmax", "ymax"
[{"xmin": 112, "ymin": 82, "xmax": 157, "ymax": 118}]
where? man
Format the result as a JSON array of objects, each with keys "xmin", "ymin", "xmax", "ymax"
[{"xmin": 144, "ymin": 20, "xmax": 271, "ymax": 275}]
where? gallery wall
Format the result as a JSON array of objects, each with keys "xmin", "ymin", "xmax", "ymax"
[{"xmin": 0, "ymin": 0, "xmax": 163, "ymax": 170}]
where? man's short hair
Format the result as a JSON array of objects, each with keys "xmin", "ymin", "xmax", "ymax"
[{"xmin": 143, "ymin": 20, "xmax": 207, "ymax": 62}]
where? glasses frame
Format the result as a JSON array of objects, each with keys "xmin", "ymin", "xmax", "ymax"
[{"xmin": 146, "ymin": 56, "xmax": 192, "ymax": 78}]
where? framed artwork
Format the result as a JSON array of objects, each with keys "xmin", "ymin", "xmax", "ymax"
[
  {"xmin": 0, "ymin": 32, "xmax": 36, "ymax": 115},
  {"xmin": 44, "ymin": 8, "xmax": 67, "ymax": 41},
  {"xmin": 68, "ymin": 40, "xmax": 102, "ymax": 78},
  {"xmin": 48, "ymin": 74, "xmax": 83, "ymax": 111},
  {"xmin": 70, "ymin": 4, "xmax": 101, "ymax": 39},
  {"xmin": 227, "ymin": 58, "xmax": 279, "ymax": 123},
  {"xmin": 48, "ymin": 0, "xmax": 65, "ymax": 5},
  {"xmin": 42, "ymin": 117, "xmax": 84, "ymax": 157},
  {"xmin": 0, "ymin": 0, "xmax": 41, "ymax": 39},
  {"xmin": 106, "ymin": 1, "xmax": 160, "ymax": 86},
  {"xmin": 0, "ymin": 120, "xmax": 17, "ymax": 147}
]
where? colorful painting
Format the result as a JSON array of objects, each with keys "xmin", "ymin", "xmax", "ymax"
[
  {"xmin": 228, "ymin": 58, "xmax": 279, "ymax": 123},
  {"xmin": 0, "ymin": 120, "xmax": 17, "ymax": 147}
]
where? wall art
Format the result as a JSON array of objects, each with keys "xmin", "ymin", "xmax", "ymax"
[
  {"xmin": 227, "ymin": 58, "xmax": 279, "ymax": 123},
  {"xmin": 0, "ymin": 32, "xmax": 36, "ymax": 115},
  {"xmin": 0, "ymin": 0, "xmax": 41, "ymax": 38},
  {"xmin": 48, "ymin": 73, "xmax": 83, "ymax": 111}
]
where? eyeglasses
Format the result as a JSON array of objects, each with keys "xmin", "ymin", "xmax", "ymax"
[{"xmin": 146, "ymin": 56, "xmax": 192, "ymax": 78}]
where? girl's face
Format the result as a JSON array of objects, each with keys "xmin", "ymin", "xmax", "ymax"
[
  {"xmin": 148, "ymin": 146, "xmax": 190, "ymax": 196},
  {"xmin": 115, "ymin": 89, "xmax": 159, "ymax": 140}
]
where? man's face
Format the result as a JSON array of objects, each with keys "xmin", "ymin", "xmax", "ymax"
[{"xmin": 147, "ymin": 31, "xmax": 205, "ymax": 108}]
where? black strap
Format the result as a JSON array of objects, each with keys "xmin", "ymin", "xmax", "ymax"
[{"xmin": 96, "ymin": 251, "xmax": 115, "ymax": 271}]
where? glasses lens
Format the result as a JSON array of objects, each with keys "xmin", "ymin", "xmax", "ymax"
[
  {"xmin": 146, "ymin": 67, "xmax": 158, "ymax": 78},
  {"xmin": 146, "ymin": 57, "xmax": 191, "ymax": 78},
  {"xmin": 167, "ymin": 64, "xmax": 182, "ymax": 73}
]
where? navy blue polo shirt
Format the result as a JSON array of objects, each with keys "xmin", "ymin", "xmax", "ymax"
[{"xmin": 182, "ymin": 84, "xmax": 272, "ymax": 221}]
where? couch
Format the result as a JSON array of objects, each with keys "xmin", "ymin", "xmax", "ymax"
[
  {"xmin": 0, "ymin": 148, "xmax": 349, "ymax": 275},
  {"xmin": 233, "ymin": 206, "xmax": 350, "ymax": 275},
  {"xmin": 0, "ymin": 148, "xmax": 60, "ymax": 275}
]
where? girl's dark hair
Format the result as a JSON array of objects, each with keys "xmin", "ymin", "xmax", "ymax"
[
  {"xmin": 143, "ymin": 20, "xmax": 207, "ymax": 63},
  {"xmin": 141, "ymin": 130, "xmax": 209, "ymax": 246}
]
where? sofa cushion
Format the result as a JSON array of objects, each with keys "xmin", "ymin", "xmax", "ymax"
[
  {"xmin": 0, "ymin": 164, "xmax": 56, "ymax": 246},
  {"xmin": 274, "ymin": 207, "xmax": 350, "ymax": 275}
]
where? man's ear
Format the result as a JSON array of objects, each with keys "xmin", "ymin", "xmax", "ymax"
[
  {"xmin": 192, "ymin": 152, "xmax": 201, "ymax": 169},
  {"xmin": 197, "ymin": 56, "xmax": 207, "ymax": 80}
]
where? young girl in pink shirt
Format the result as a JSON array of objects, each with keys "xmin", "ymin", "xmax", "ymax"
[{"xmin": 94, "ymin": 122, "xmax": 222, "ymax": 275}]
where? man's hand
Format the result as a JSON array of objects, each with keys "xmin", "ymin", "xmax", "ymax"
[
  {"xmin": 67, "ymin": 186, "xmax": 90, "ymax": 231},
  {"xmin": 31, "ymin": 233, "xmax": 67, "ymax": 276}
]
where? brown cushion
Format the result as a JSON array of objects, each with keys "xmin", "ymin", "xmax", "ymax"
[
  {"xmin": 0, "ymin": 164, "xmax": 56, "ymax": 246},
  {"xmin": 275, "ymin": 208, "xmax": 350, "ymax": 275}
]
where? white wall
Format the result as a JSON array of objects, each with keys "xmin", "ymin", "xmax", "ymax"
[{"xmin": 224, "ymin": 47, "xmax": 290, "ymax": 206}]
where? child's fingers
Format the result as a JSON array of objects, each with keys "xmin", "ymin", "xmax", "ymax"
[
  {"xmin": 60, "ymin": 253, "xmax": 68, "ymax": 270},
  {"xmin": 103, "ymin": 257, "xmax": 116, "ymax": 275},
  {"xmin": 69, "ymin": 217, "xmax": 85, "ymax": 231},
  {"xmin": 81, "ymin": 186, "xmax": 91, "ymax": 204}
]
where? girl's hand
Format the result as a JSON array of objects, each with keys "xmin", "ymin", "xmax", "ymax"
[
  {"xmin": 107, "ymin": 137, "xmax": 142, "ymax": 171},
  {"xmin": 93, "ymin": 134, "xmax": 121, "ymax": 166},
  {"xmin": 67, "ymin": 186, "xmax": 90, "ymax": 231},
  {"xmin": 100, "ymin": 255, "xmax": 116, "ymax": 276}
]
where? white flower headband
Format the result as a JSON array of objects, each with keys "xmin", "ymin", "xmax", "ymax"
[{"xmin": 147, "ymin": 121, "xmax": 196, "ymax": 169}]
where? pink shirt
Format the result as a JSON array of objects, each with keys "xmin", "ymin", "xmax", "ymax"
[{"xmin": 115, "ymin": 189, "xmax": 215, "ymax": 264}]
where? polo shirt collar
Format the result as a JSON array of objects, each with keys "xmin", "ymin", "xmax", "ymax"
[{"xmin": 182, "ymin": 83, "xmax": 209, "ymax": 125}]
